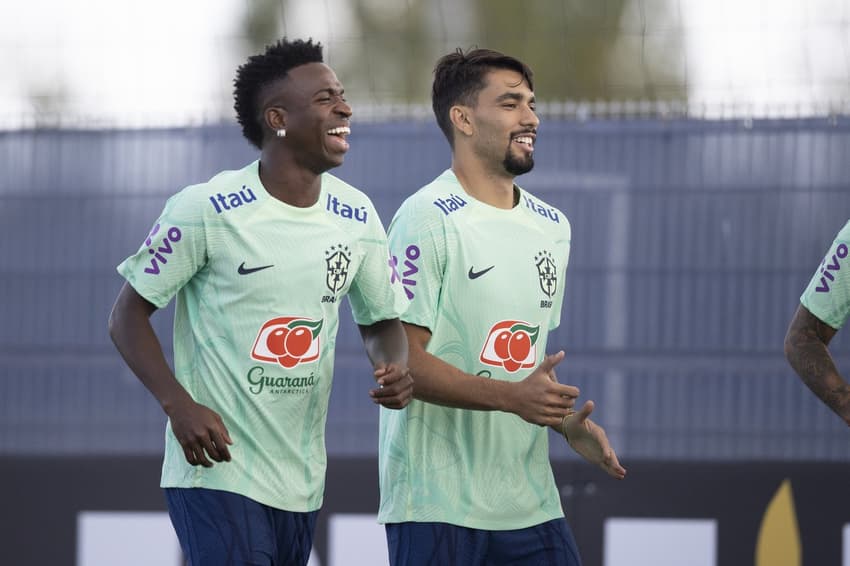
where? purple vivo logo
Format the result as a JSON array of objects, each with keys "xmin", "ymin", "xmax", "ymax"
[
  {"xmin": 815, "ymin": 243, "xmax": 848, "ymax": 293},
  {"xmin": 142, "ymin": 223, "xmax": 183, "ymax": 275},
  {"xmin": 389, "ymin": 244, "xmax": 420, "ymax": 299}
]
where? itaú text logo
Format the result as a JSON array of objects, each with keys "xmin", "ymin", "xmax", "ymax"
[
  {"xmin": 251, "ymin": 317, "xmax": 323, "ymax": 369},
  {"xmin": 479, "ymin": 320, "xmax": 540, "ymax": 373}
]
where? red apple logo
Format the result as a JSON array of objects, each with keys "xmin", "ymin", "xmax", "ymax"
[
  {"xmin": 479, "ymin": 320, "xmax": 540, "ymax": 373},
  {"xmin": 251, "ymin": 317, "xmax": 323, "ymax": 368}
]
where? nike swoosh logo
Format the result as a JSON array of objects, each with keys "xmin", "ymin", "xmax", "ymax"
[
  {"xmin": 468, "ymin": 265, "xmax": 495, "ymax": 280},
  {"xmin": 238, "ymin": 262, "xmax": 274, "ymax": 275}
]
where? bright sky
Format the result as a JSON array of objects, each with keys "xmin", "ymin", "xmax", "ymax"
[
  {"xmin": 683, "ymin": 0, "xmax": 850, "ymax": 115},
  {"xmin": 0, "ymin": 0, "xmax": 241, "ymax": 126},
  {"xmin": 1, "ymin": 0, "xmax": 848, "ymax": 127}
]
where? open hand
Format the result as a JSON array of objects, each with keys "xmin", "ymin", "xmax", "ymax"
[{"xmin": 561, "ymin": 400, "xmax": 626, "ymax": 480}]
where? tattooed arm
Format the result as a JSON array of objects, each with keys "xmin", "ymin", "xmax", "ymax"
[{"xmin": 784, "ymin": 304, "xmax": 850, "ymax": 426}]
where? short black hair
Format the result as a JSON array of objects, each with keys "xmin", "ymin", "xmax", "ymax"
[
  {"xmin": 233, "ymin": 38, "xmax": 324, "ymax": 149},
  {"xmin": 432, "ymin": 48, "xmax": 534, "ymax": 147}
]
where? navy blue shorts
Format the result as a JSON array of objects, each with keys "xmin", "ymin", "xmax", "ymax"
[
  {"xmin": 164, "ymin": 487, "xmax": 318, "ymax": 566},
  {"xmin": 385, "ymin": 518, "xmax": 581, "ymax": 566}
]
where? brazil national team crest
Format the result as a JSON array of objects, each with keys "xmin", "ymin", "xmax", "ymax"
[
  {"xmin": 535, "ymin": 250, "xmax": 557, "ymax": 298},
  {"xmin": 251, "ymin": 317, "xmax": 323, "ymax": 368},
  {"xmin": 479, "ymin": 320, "xmax": 540, "ymax": 373},
  {"xmin": 325, "ymin": 244, "xmax": 351, "ymax": 294}
]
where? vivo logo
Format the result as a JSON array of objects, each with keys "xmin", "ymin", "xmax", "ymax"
[
  {"xmin": 142, "ymin": 223, "xmax": 183, "ymax": 275},
  {"xmin": 326, "ymin": 193, "xmax": 367, "ymax": 223},
  {"xmin": 815, "ymin": 243, "xmax": 848, "ymax": 293},
  {"xmin": 390, "ymin": 245, "xmax": 420, "ymax": 299}
]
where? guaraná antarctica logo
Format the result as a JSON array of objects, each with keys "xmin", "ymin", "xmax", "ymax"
[
  {"xmin": 479, "ymin": 320, "xmax": 540, "ymax": 373},
  {"xmin": 248, "ymin": 317, "xmax": 324, "ymax": 395},
  {"xmin": 251, "ymin": 316, "xmax": 323, "ymax": 369}
]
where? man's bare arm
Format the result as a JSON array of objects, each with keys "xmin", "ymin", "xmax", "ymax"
[
  {"xmin": 784, "ymin": 304, "xmax": 850, "ymax": 425},
  {"xmin": 404, "ymin": 323, "xmax": 578, "ymax": 427}
]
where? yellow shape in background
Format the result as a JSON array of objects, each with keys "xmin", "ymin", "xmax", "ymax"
[{"xmin": 755, "ymin": 479, "xmax": 801, "ymax": 566}]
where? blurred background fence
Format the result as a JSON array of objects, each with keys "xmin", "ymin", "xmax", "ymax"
[{"xmin": 1, "ymin": 114, "xmax": 848, "ymax": 461}]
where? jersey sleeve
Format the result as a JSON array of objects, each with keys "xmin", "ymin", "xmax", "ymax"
[
  {"xmin": 116, "ymin": 189, "xmax": 208, "ymax": 308},
  {"xmin": 800, "ymin": 219, "xmax": 850, "ymax": 330},
  {"xmin": 348, "ymin": 205, "xmax": 409, "ymax": 325},
  {"xmin": 386, "ymin": 196, "xmax": 447, "ymax": 332}
]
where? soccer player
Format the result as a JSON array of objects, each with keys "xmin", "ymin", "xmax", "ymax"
[
  {"xmin": 378, "ymin": 48, "xmax": 625, "ymax": 566},
  {"xmin": 108, "ymin": 38, "xmax": 412, "ymax": 566},
  {"xmin": 785, "ymin": 220, "xmax": 850, "ymax": 426}
]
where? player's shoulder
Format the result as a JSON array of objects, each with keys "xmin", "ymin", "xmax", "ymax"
[
  {"xmin": 396, "ymin": 169, "xmax": 469, "ymax": 221},
  {"xmin": 516, "ymin": 186, "xmax": 571, "ymax": 237},
  {"xmin": 167, "ymin": 161, "xmax": 261, "ymax": 220},
  {"xmin": 321, "ymin": 172, "xmax": 382, "ymax": 228},
  {"xmin": 322, "ymin": 173, "xmax": 376, "ymax": 207}
]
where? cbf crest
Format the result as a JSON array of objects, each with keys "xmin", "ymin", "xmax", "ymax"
[
  {"xmin": 325, "ymin": 244, "xmax": 351, "ymax": 298},
  {"xmin": 534, "ymin": 250, "xmax": 557, "ymax": 307}
]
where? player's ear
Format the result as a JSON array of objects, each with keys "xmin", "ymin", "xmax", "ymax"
[
  {"xmin": 264, "ymin": 106, "xmax": 287, "ymax": 135},
  {"xmin": 450, "ymin": 105, "xmax": 474, "ymax": 138}
]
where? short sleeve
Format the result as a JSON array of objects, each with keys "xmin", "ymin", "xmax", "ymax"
[
  {"xmin": 348, "ymin": 206, "xmax": 409, "ymax": 325},
  {"xmin": 116, "ymin": 190, "xmax": 208, "ymax": 308},
  {"xmin": 386, "ymin": 196, "xmax": 447, "ymax": 331},
  {"xmin": 800, "ymin": 220, "xmax": 850, "ymax": 330}
]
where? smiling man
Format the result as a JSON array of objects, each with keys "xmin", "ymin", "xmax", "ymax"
[
  {"xmin": 108, "ymin": 38, "xmax": 412, "ymax": 566},
  {"xmin": 379, "ymin": 48, "xmax": 625, "ymax": 566}
]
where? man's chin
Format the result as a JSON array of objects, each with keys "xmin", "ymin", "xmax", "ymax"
[{"xmin": 504, "ymin": 156, "xmax": 534, "ymax": 176}]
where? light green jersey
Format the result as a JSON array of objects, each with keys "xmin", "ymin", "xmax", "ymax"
[
  {"xmin": 801, "ymin": 220, "xmax": 850, "ymax": 330},
  {"xmin": 379, "ymin": 169, "xmax": 572, "ymax": 530},
  {"xmin": 117, "ymin": 161, "xmax": 406, "ymax": 512}
]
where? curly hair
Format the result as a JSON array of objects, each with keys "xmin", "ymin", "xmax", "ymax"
[
  {"xmin": 233, "ymin": 38, "xmax": 324, "ymax": 149},
  {"xmin": 432, "ymin": 48, "xmax": 534, "ymax": 147}
]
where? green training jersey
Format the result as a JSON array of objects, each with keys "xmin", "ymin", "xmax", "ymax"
[
  {"xmin": 801, "ymin": 219, "xmax": 850, "ymax": 330},
  {"xmin": 117, "ymin": 160, "xmax": 406, "ymax": 512},
  {"xmin": 378, "ymin": 169, "xmax": 572, "ymax": 530}
]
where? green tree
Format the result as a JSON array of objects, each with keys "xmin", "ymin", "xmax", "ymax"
[
  {"xmin": 240, "ymin": 0, "xmax": 687, "ymax": 104},
  {"xmin": 474, "ymin": 0, "xmax": 687, "ymax": 101}
]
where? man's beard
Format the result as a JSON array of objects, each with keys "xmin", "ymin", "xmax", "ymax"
[{"xmin": 503, "ymin": 147, "xmax": 534, "ymax": 176}]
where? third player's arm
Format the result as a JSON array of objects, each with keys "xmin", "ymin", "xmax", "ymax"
[
  {"xmin": 784, "ymin": 304, "xmax": 850, "ymax": 426},
  {"xmin": 405, "ymin": 322, "xmax": 578, "ymax": 427}
]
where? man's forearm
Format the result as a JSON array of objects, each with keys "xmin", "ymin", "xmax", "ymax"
[
  {"xmin": 358, "ymin": 318, "xmax": 408, "ymax": 369},
  {"xmin": 408, "ymin": 343, "xmax": 513, "ymax": 410},
  {"xmin": 785, "ymin": 337, "xmax": 850, "ymax": 417},
  {"xmin": 785, "ymin": 306, "xmax": 850, "ymax": 423},
  {"xmin": 108, "ymin": 284, "xmax": 192, "ymax": 415}
]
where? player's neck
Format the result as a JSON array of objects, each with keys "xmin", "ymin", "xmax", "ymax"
[
  {"xmin": 451, "ymin": 154, "xmax": 516, "ymax": 210},
  {"xmin": 258, "ymin": 152, "xmax": 323, "ymax": 208}
]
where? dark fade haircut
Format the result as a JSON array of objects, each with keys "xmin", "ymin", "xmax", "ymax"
[
  {"xmin": 233, "ymin": 38, "xmax": 324, "ymax": 149},
  {"xmin": 432, "ymin": 48, "xmax": 534, "ymax": 147}
]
